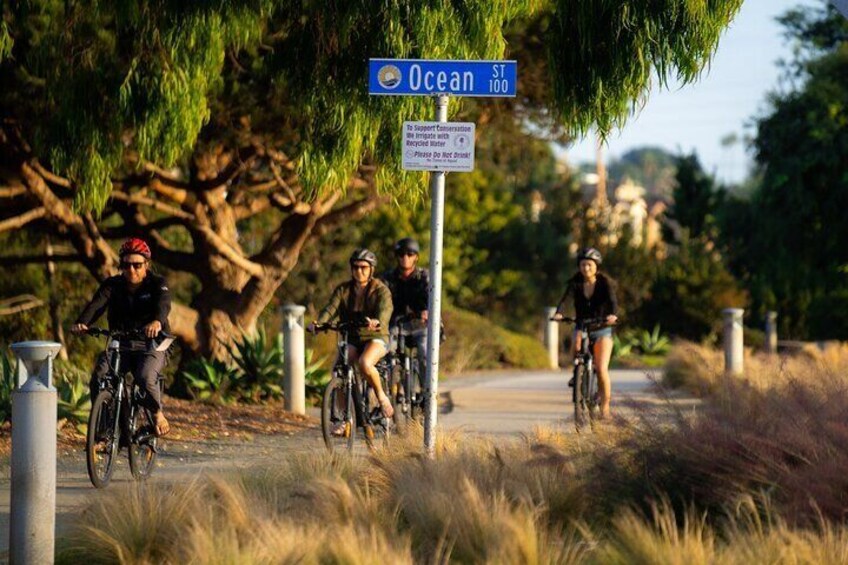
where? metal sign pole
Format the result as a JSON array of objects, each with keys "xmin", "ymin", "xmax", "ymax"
[{"xmin": 423, "ymin": 93, "xmax": 449, "ymax": 458}]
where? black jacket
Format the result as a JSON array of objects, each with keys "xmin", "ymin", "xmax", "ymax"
[
  {"xmin": 76, "ymin": 273, "xmax": 171, "ymax": 333},
  {"xmin": 555, "ymin": 272, "xmax": 618, "ymax": 321},
  {"xmin": 380, "ymin": 267, "xmax": 429, "ymax": 322}
]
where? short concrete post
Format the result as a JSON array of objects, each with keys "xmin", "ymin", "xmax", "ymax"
[
  {"xmin": 722, "ymin": 308, "xmax": 744, "ymax": 376},
  {"xmin": 9, "ymin": 340, "xmax": 62, "ymax": 565},
  {"xmin": 281, "ymin": 304, "xmax": 306, "ymax": 415},
  {"xmin": 544, "ymin": 307, "xmax": 559, "ymax": 369},
  {"xmin": 764, "ymin": 311, "xmax": 778, "ymax": 355}
]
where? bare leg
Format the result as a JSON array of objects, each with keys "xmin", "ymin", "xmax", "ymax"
[
  {"xmin": 593, "ymin": 336, "xmax": 614, "ymax": 417},
  {"xmin": 357, "ymin": 341, "xmax": 392, "ymax": 417}
]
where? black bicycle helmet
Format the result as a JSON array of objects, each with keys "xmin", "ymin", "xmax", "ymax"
[
  {"xmin": 577, "ymin": 247, "xmax": 603, "ymax": 266},
  {"xmin": 394, "ymin": 237, "xmax": 420, "ymax": 255},
  {"xmin": 349, "ymin": 248, "xmax": 378, "ymax": 269}
]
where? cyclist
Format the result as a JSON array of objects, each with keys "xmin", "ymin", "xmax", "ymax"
[
  {"xmin": 552, "ymin": 247, "xmax": 618, "ymax": 419},
  {"xmin": 309, "ymin": 248, "xmax": 394, "ymax": 426},
  {"xmin": 380, "ymin": 237, "xmax": 429, "ymax": 386},
  {"xmin": 71, "ymin": 238, "xmax": 172, "ymax": 436}
]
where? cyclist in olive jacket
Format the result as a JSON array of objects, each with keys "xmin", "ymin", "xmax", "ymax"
[
  {"xmin": 309, "ymin": 248, "xmax": 395, "ymax": 419},
  {"xmin": 71, "ymin": 238, "xmax": 172, "ymax": 436},
  {"xmin": 552, "ymin": 247, "xmax": 618, "ymax": 419}
]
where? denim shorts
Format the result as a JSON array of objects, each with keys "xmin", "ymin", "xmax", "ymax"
[{"xmin": 588, "ymin": 327, "xmax": 613, "ymax": 340}]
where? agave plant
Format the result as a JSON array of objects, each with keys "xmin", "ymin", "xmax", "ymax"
[
  {"xmin": 223, "ymin": 329, "xmax": 285, "ymax": 403},
  {"xmin": 55, "ymin": 363, "xmax": 91, "ymax": 434},
  {"xmin": 637, "ymin": 325, "xmax": 671, "ymax": 356},
  {"xmin": 304, "ymin": 349, "xmax": 330, "ymax": 405},
  {"xmin": 181, "ymin": 357, "xmax": 241, "ymax": 405},
  {"xmin": 612, "ymin": 332, "xmax": 638, "ymax": 360}
]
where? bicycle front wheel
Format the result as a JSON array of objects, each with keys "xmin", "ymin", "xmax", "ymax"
[
  {"xmin": 128, "ymin": 404, "xmax": 158, "ymax": 481},
  {"xmin": 322, "ymin": 377, "xmax": 355, "ymax": 452},
  {"xmin": 573, "ymin": 365, "xmax": 590, "ymax": 433},
  {"xmin": 86, "ymin": 389, "xmax": 120, "ymax": 488}
]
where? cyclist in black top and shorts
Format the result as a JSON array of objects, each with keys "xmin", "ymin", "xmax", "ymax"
[{"xmin": 552, "ymin": 247, "xmax": 618, "ymax": 418}]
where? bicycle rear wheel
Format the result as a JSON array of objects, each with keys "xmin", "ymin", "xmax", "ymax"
[
  {"xmin": 86, "ymin": 389, "xmax": 120, "ymax": 488},
  {"xmin": 322, "ymin": 376, "xmax": 355, "ymax": 452},
  {"xmin": 128, "ymin": 403, "xmax": 158, "ymax": 480}
]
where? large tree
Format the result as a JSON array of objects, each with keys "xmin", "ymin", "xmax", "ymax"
[{"xmin": 0, "ymin": 0, "xmax": 743, "ymax": 357}]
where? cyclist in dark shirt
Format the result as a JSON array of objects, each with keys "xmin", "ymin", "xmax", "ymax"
[
  {"xmin": 71, "ymin": 238, "xmax": 172, "ymax": 436},
  {"xmin": 553, "ymin": 247, "xmax": 618, "ymax": 418},
  {"xmin": 380, "ymin": 238, "xmax": 429, "ymax": 387}
]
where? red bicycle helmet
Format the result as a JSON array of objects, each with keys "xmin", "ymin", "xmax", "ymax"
[{"xmin": 119, "ymin": 238, "xmax": 152, "ymax": 259}]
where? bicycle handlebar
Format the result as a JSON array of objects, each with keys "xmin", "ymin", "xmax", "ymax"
[
  {"xmin": 83, "ymin": 327, "xmax": 176, "ymax": 340},
  {"xmin": 310, "ymin": 320, "xmax": 376, "ymax": 334}
]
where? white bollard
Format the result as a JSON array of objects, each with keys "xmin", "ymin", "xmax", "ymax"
[
  {"xmin": 9, "ymin": 340, "xmax": 62, "ymax": 565},
  {"xmin": 544, "ymin": 307, "xmax": 559, "ymax": 369},
  {"xmin": 722, "ymin": 308, "xmax": 744, "ymax": 376},
  {"xmin": 281, "ymin": 304, "xmax": 306, "ymax": 415},
  {"xmin": 765, "ymin": 311, "xmax": 778, "ymax": 355}
]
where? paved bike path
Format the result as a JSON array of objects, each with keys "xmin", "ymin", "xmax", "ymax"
[{"xmin": 438, "ymin": 368, "xmax": 687, "ymax": 435}]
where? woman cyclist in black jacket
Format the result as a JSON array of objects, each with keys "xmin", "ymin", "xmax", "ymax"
[{"xmin": 552, "ymin": 247, "xmax": 618, "ymax": 418}]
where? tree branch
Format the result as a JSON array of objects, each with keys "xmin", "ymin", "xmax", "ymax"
[
  {"xmin": 313, "ymin": 194, "xmax": 389, "ymax": 237},
  {"xmin": 194, "ymin": 146, "xmax": 258, "ymax": 191},
  {"xmin": 31, "ymin": 160, "xmax": 72, "ymax": 188},
  {"xmin": 0, "ymin": 186, "xmax": 27, "ymax": 198},
  {"xmin": 0, "ymin": 207, "xmax": 46, "ymax": 233},
  {"xmin": 0, "ymin": 253, "xmax": 81, "ymax": 267},
  {"xmin": 110, "ymin": 190, "xmax": 196, "ymax": 221},
  {"xmin": 0, "ymin": 294, "xmax": 45, "ymax": 317},
  {"xmin": 195, "ymin": 225, "xmax": 265, "ymax": 278}
]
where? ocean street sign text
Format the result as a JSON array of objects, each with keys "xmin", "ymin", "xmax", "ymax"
[{"xmin": 369, "ymin": 59, "xmax": 517, "ymax": 97}]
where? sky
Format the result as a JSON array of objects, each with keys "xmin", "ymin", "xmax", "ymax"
[{"xmin": 560, "ymin": 0, "xmax": 821, "ymax": 185}]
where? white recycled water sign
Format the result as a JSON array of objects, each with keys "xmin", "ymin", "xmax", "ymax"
[{"xmin": 402, "ymin": 121, "xmax": 475, "ymax": 172}]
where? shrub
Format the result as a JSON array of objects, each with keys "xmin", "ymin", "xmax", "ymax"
[
  {"xmin": 181, "ymin": 358, "xmax": 241, "ymax": 405},
  {"xmin": 304, "ymin": 349, "xmax": 330, "ymax": 406},
  {"xmin": 635, "ymin": 325, "xmax": 671, "ymax": 356},
  {"xmin": 223, "ymin": 329, "xmax": 284, "ymax": 402},
  {"xmin": 54, "ymin": 361, "xmax": 91, "ymax": 434}
]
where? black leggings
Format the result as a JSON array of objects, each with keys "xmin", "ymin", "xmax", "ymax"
[{"xmin": 90, "ymin": 349, "xmax": 167, "ymax": 413}]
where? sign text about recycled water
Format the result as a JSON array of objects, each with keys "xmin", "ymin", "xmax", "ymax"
[{"xmin": 402, "ymin": 121, "xmax": 475, "ymax": 172}]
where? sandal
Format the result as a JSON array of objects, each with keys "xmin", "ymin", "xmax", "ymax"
[
  {"xmin": 155, "ymin": 412, "xmax": 171, "ymax": 437},
  {"xmin": 331, "ymin": 422, "xmax": 348, "ymax": 437},
  {"xmin": 379, "ymin": 395, "xmax": 395, "ymax": 419}
]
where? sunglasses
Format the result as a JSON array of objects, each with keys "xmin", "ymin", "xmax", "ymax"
[
  {"xmin": 351, "ymin": 264, "xmax": 371, "ymax": 272},
  {"xmin": 396, "ymin": 252, "xmax": 417, "ymax": 258},
  {"xmin": 121, "ymin": 261, "xmax": 147, "ymax": 271}
]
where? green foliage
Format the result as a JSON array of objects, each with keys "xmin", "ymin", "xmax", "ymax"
[
  {"xmin": 717, "ymin": 4, "xmax": 848, "ymax": 339},
  {"xmin": 645, "ymin": 234, "xmax": 746, "ymax": 341},
  {"xmin": 440, "ymin": 305, "xmax": 549, "ymax": 373},
  {"xmin": 0, "ymin": 347, "xmax": 12, "ymax": 423},
  {"xmin": 612, "ymin": 332, "xmax": 636, "ymax": 361},
  {"xmin": 55, "ymin": 362, "xmax": 91, "ymax": 434},
  {"xmin": 304, "ymin": 349, "xmax": 330, "ymax": 406},
  {"xmin": 181, "ymin": 358, "xmax": 241, "ymax": 405},
  {"xmin": 665, "ymin": 153, "xmax": 725, "ymax": 242},
  {"xmin": 223, "ymin": 329, "xmax": 284, "ymax": 403},
  {"xmin": 634, "ymin": 325, "xmax": 671, "ymax": 356},
  {"xmin": 1, "ymin": 1, "xmax": 743, "ymax": 209},
  {"xmin": 549, "ymin": 0, "xmax": 743, "ymax": 137}
]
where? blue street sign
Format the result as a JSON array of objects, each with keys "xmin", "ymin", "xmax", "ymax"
[{"xmin": 369, "ymin": 59, "xmax": 517, "ymax": 97}]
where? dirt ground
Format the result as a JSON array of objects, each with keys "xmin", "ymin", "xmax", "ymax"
[{"xmin": 0, "ymin": 395, "xmax": 318, "ymax": 457}]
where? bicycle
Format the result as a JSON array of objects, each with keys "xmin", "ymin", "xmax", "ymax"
[
  {"xmin": 553, "ymin": 316, "xmax": 613, "ymax": 432},
  {"xmin": 83, "ymin": 327, "xmax": 173, "ymax": 488},
  {"xmin": 313, "ymin": 321, "xmax": 394, "ymax": 452},
  {"xmin": 389, "ymin": 315, "xmax": 426, "ymax": 432}
]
